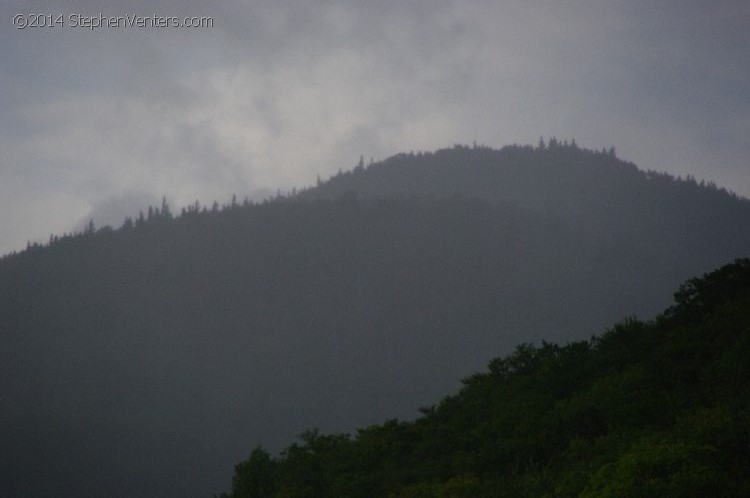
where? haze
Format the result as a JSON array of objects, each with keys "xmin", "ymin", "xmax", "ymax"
[{"xmin": 2, "ymin": 0, "xmax": 749, "ymax": 256}]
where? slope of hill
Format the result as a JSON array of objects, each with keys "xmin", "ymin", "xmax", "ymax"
[
  {"xmin": 0, "ymin": 142, "xmax": 749, "ymax": 497},
  {"xmin": 302, "ymin": 142, "xmax": 749, "ymax": 275},
  {"xmin": 220, "ymin": 258, "xmax": 750, "ymax": 497}
]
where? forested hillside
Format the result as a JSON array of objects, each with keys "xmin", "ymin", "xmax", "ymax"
[
  {"xmin": 221, "ymin": 258, "xmax": 750, "ymax": 497},
  {"xmin": 303, "ymin": 142, "xmax": 749, "ymax": 277},
  {"xmin": 1, "ymin": 143, "xmax": 749, "ymax": 497}
]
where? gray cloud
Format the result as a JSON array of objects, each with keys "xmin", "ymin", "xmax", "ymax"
[
  {"xmin": 2, "ymin": 0, "xmax": 749, "ymax": 255},
  {"xmin": 75, "ymin": 190, "xmax": 159, "ymax": 231}
]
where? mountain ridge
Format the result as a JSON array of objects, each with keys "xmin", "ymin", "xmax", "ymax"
[{"xmin": 1, "ymin": 142, "xmax": 749, "ymax": 497}]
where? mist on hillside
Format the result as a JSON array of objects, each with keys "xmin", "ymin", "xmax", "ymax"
[
  {"xmin": 2, "ymin": 143, "xmax": 750, "ymax": 497},
  {"xmin": 3, "ymin": 2, "xmax": 749, "ymax": 497}
]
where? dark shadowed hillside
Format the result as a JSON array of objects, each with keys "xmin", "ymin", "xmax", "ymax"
[
  {"xmin": 302, "ymin": 142, "xmax": 749, "ymax": 277},
  {"xmin": 1, "ymin": 143, "xmax": 749, "ymax": 497},
  {"xmin": 220, "ymin": 258, "xmax": 750, "ymax": 497}
]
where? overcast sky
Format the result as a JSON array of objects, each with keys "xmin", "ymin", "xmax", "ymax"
[{"xmin": 2, "ymin": 1, "xmax": 748, "ymax": 256}]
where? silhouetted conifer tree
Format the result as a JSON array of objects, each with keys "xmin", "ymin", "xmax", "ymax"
[{"xmin": 161, "ymin": 197, "xmax": 172, "ymax": 219}]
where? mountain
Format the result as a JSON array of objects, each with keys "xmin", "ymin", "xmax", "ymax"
[
  {"xmin": 301, "ymin": 143, "xmax": 749, "ymax": 275},
  {"xmin": 220, "ymin": 258, "xmax": 750, "ymax": 497},
  {"xmin": 1, "ymin": 142, "xmax": 749, "ymax": 497}
]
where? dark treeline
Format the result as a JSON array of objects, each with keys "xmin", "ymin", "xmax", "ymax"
[
  {"xmin": 220, "ymin": 259, "xmax": 750, "ymax": 497},
  {"xmin": 1, "ymin": 142, "xmax": 749, "ymax": 497}
]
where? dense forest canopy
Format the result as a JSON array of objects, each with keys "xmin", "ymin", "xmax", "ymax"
[
  {"xmin": 1, "ymin": 142, "xmax": 749, "ymax": 497},
  {"xmin": 220, "ymin": 258, "xmax": 750, "ymax": 497}
]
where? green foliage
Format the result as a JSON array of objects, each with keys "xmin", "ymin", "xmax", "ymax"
[
  {"xmin": 581, "ymin": 438, "xmax": 724, "ymax": 498},
  {"xmin": 221, "ymin": 259, "xmax": 750, "ymax": 497},
  {"xmin": 669, "ymin": 258, "xmax": 750, "ymax": 323},
  {"xmin": 232, "ymin": 447, "xmax": 278, "ymax": 498},
  {"xmin": 399, "ymin": 475, "xmax": 481, "ymax": 497}
]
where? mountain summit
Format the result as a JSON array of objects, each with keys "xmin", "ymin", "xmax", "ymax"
[{"xmin": 1, "ymin": 142, "xmax": 749, "ymax": 497}]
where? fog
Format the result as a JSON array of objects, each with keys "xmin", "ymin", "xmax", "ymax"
[{"xmin": 2, "ymin": 1, "xmax": 749, "ymax": 256}]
